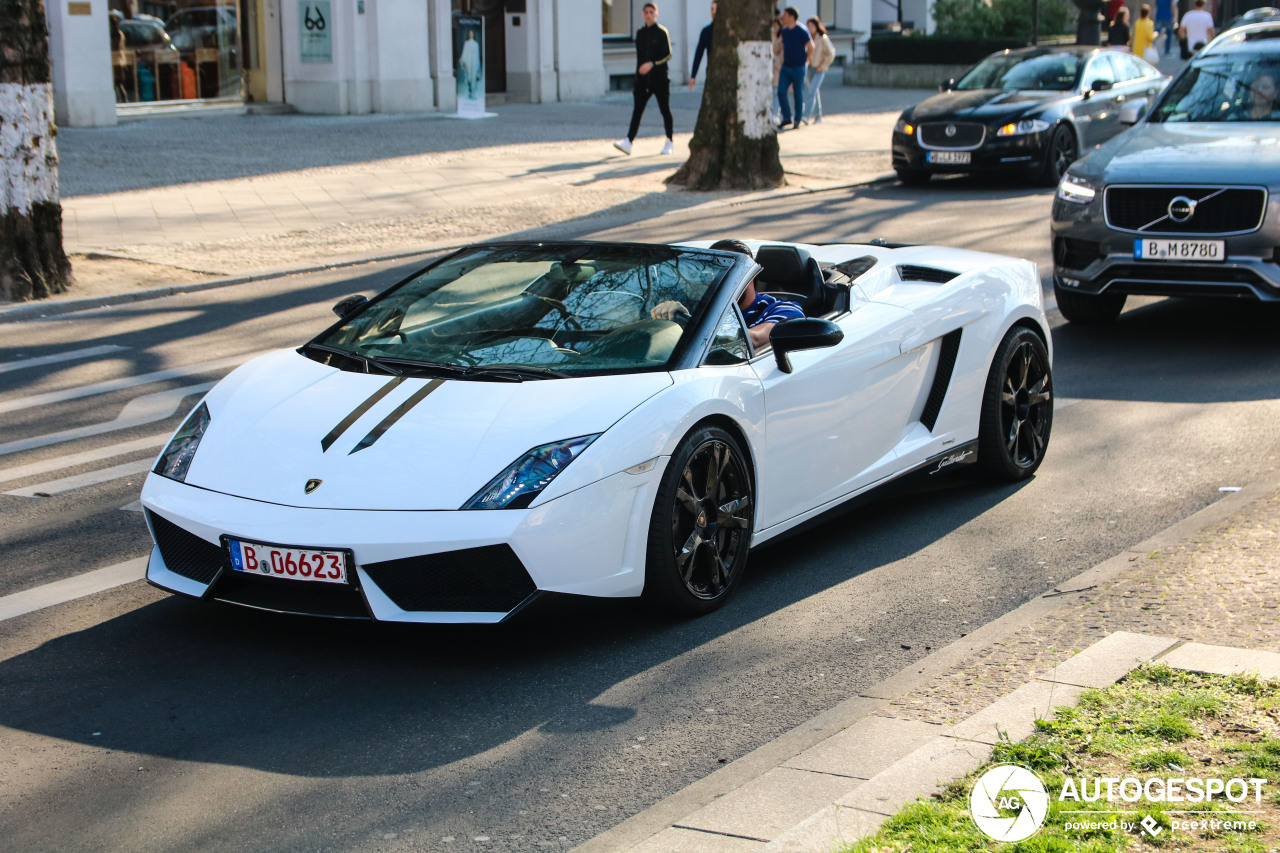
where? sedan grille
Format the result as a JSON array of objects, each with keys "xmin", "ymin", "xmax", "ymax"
[
  {"xmin": 148, "ymin": 510, "xmax": 223, "ymax": 585},
  {"xmin": 918, "ymin": 122, "xmax": 986, "ymax": 150},
  {"xmin": 362, "ymin": 545, "xmax": 537, "ymax": 613},
  {"xmin": 1105, "ymin": 186, "xmax": 1267, "ymax": 235}
]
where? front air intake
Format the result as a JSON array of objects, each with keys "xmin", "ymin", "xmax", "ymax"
[
  {"xmin": 148, "ymin": 510, "xmax": 223, "ymax": 585},
  {"xmin": 363, "ymin": 545, "xmax": 537, "ymax": 613}
]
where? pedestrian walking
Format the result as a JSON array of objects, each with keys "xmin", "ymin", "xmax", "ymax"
[
  {"xmin": 614, "ymin": 2, "xmax": 675, "ymax": 156},
  {"xmin": 771, "ymin": 11, "xmax": 783, "ymax": 122},
  {"xmin": 1180, "ymin": 0, "xmax": 1215, "ymax": 53},
  {"xmin": 1109, "ymin": 6, "xmax": 1132, "ymax": 50},
  {"xmin": 803, "ymin": 17, "xmax": 835, "ymax": 124},
  {"xmin": 689, "ymin": 0, "xmax": 715, "ymax": 90},
  {"xmin": 775, "ymin": 6, "xmax": 811, "ymax": 129},
  {"xmin": 1155, "ymin": 0, "xmax": 1177, "ymax": 54},
  {"xmin": 1132, "ymin": 4, "xmax": 1158, "ymax": 63}
]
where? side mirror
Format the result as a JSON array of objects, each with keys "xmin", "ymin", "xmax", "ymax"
[
  {"xmin": 332, "ymin": 294, "xmax": 368, "ymax": 318},
  {"xmin": 770, "ymin": 318, "xmax": 844, "ymax": 374},
  {"xmin": 1119, "ymin": 98, "xmax": 1146, "ymax": 125},
  {"xmin": 1087, "ymin": 79, "xmax": 1113, "ymax": 96},
  {"xmin": 941, "ymin": 77, "xmax": 957, "ymax": 91}
]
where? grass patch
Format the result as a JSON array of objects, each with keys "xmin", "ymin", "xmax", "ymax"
[{"xmin": 840, "ymin": 666, "xmax": 1280, "ymax": 852}]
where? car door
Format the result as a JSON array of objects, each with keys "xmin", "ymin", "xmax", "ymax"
[
  {"xmin": 1078, "ymin": 53, "xmax": 1123, "ymax": 147},
  {"xmin": 1112, "ymin": 52, "xmax": 1166, "ymax": 119},
  {"xmin": 748, "ymin": 286, "xmax": 930, "ymax": 532}
]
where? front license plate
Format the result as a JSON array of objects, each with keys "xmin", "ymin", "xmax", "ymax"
[
  {"xmin": 1134, "ymin": 238, "xmax": 1225, "ymax": 262},
  {"xmin": 927, "ymin": 150, "xmax": 971, "ymax": 164},
  {"xmin": 227, "ymin": 538, "xmax": 349, "ymax": 584}
]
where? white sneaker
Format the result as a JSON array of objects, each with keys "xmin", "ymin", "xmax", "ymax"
[
  {"xmin": 613, "ymin": 138, "xmax": 632, "ymax": 155},
  {"xmin": 661, "ymin": 139, "xmax": 674, "ymax": 155}
]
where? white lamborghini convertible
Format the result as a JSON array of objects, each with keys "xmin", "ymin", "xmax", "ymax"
[{"xmin": 141, "ymin": 240, "xmax": 1053, "ymax": 623}]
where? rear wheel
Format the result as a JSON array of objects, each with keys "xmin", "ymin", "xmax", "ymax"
[
  {"xmin": 642, "ymin": 426, "xmax": 754, "ymax": 616},
  {"xmin": 1054, "ymin": 282, "xmax": 1126, "ymax": 324},
  {"xmin": 1039, "ymin": 124, "xmax": 1078, "ymax": 186},
  {"xmin": 896, "ymin": 167, "xmax": 932, "ymax": 186},
  {"xmin": 977, "ymin": 327, "xmax": 1053, "ymax": 481}
]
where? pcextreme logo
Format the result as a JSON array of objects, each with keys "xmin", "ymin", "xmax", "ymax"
[{"xmin": 970, "ymin": 765, "xmax": 1050, "ymax": 842}]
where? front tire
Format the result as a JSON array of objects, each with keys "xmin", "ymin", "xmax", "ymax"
[
  {"xmin": 977, "ymin": 327, "xmax": 1053, "ymax": 481},
  {"xmin": 642, "ymin": 426, "xmax": 754, "ymax": 616},
  {"xmin": 1054, "ymin": 282, "xmax": 1126, "ymax": 324},
  {"xmin": 1039, "ymin": 124, "xmax": 1077, "ymax": 186}
]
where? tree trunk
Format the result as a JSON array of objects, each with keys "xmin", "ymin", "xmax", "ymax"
[
  {"xmin": 1, "ymin": 0, "xmax": 72, "ymax": 302},
  {"xmin": 668, "ymin": 0, "xmax": 785, "ymax": 191}
]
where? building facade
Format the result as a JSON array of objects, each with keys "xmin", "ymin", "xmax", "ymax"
[{"xmin": 46, "ymin": 0, "xmax": 927, "ymax": 127}]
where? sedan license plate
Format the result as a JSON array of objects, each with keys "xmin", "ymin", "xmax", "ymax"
[
  {"xmin": 927, "ymin": 151, "xmax": 971, "ymax": 164},
  {"xmin": 1134, "ymin": 239, "xmax": 1225, "ymax": 262},
  {"xmin": 227, "ymin": 538, "xmax": 349, "ymax": 584}
]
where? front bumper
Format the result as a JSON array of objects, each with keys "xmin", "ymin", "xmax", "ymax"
[
  {"xmin": 1051, "ymin": 198, "xmax": 1280, "ymax": 300},
  {"xmin": 892, "ymin": 128, "xmax": 1051, "ymax": 175},
  {"xmin": 141, "ymin": 465, "xmax": 663, "ymax": 623}
]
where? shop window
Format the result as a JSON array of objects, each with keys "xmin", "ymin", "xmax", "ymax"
[
  {"xmin": 603, "ymin": 0, "xmax": 633, "ymax": 36},
  {"xmin": 109, "ymin": 0, "xmax": 242, "ymax": 104},
  {"xmin": 819, "ymin": 0, "xmax": 835, "ymax": 24}
]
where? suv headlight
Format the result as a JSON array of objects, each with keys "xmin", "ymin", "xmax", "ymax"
[
  {"xmin": 462, "ymin": 434, "xmax": 599, "ymax": 510},
  {"xmin": 1057, "ymin": 173, "xmax": 1097, "ymax": 204},
  {"xmin": 997, "ymin": 118, "xmax": 1052, "ymax": 136},
  {"xmin": 153, "ymin": 402, "xmax": 210, "ymax": 483},
  {"xmin": 894, "ymin": 117, "xmax": 915, "ymax": 136}
]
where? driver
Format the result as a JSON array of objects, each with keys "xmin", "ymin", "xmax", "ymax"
[{"xmin": 650, "ymin": 239, "xmax": 804, "ymax": 348}]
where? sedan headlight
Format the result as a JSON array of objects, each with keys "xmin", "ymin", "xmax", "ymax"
[
  {"xmin": 894, "ymin": 117, "xmax": 915, "ymax": 136},
  {"xmin": 1057, "ymin": 173, "xmax": 1098, "ymax": 204},
  {"xmin": 153, "ymin": 402, "xmax": 210, "ymax": 483},
  {"xmin": 996, "ymin": 118, "xmax": 1052, "ymax": 136},
  {"xmin": 462, "ymin": 434, "xmax": 599, "ymax": 510}
]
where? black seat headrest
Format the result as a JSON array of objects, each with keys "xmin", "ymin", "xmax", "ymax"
[{"xmin": 756, "ymin": 245, "xmax": 826, "ymax": 309}]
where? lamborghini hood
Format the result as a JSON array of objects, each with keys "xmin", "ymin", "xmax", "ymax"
[{"xmin": 178, "ymin": 350, "xmax": 672, "ymax": 510}]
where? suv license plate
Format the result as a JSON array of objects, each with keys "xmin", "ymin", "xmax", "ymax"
[
  {"xmin": 227, "ymin": 538, "xmax": 349, "ymax": 584},
  {"xmin": 927, "ymin": 151, "xmax": 971, "ymax": 164},
  {"xmin": 1134, "ymin": 239, "xmax": 1225, "ymax": 262}
]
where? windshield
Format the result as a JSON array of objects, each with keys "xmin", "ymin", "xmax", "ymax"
[
  {"xmin": 1151, "ymin": 55, "xmax": 1280, "ymax": 121},
  {"xmin": 311, "ymin": 245, "xmax": 734, "ymax": 378},
  {"xmin": 957, "ymin": 52, "xmax": 1085, "ymax": 91}
]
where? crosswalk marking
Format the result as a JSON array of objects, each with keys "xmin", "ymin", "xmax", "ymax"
[
  {"xmin": 0, "ymin": 433, "xmax": 169, "ymax": 486},
  {"xmin": 0, "ymin": 345, "xmax": 127, "ymax": 375},
  {"xmin": 0, "ymin": 350, "xmax": 268, "ymax": 415},
  {"xmin": 0, "ymin": 382, "xmax": 214, "ymax": 458},
  {"xmin": 0, "ymin": 557, "xmax": 148, "ymax": 623},
  {"xmin": 6, "ymin": 458, "xmax": 154, "ymax": 497}
]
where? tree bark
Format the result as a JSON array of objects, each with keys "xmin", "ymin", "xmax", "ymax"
[
  {"xmin": 668, "ymin": 0, "xmax": 785, "ymax": 191},
  {"xmin": 1, "ymin": 0, "xmax": 72, "ymax": 302}
]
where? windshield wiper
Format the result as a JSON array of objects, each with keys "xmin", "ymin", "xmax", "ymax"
[
  {"xmin": 301, "ymin": 342, "xmax": 403, "ymax": 376},
  {"xmin": 461, "ymin": 365, "xmax": 569, "ymax": 381}
]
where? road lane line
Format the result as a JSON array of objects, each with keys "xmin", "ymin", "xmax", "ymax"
[
  {"xmin": 0, "ymin": 345, "xmax": 127, "ymax": 375},
  {"xmin": 0, "ymin": 557, "xmax": 147, "ymax": 623},
  {"xmin": 0, "ymin": 350, "xmax": 267, "ymax": 415},
  {"xmin": 0, "ymin": 382, "xmax": 213, "ymax": 458},
  {"xmin": 0, "ymin": 433, "xmax": 168, "ymax": 485},
  {"xmin": 6, "ymin": 458, "xmax": 154, "ymax": 497}
]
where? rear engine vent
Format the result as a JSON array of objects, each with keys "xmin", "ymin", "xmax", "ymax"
[
  {"xmin": 148, "ymin": 510, "xmax": 223, "ymax": 585},
  {"xmin": 898, "ymin": 265, "xmax": 959, "ymax": 284},
  {"xmin": 363, "ymin": 545, "xmax": 537, "ymax": 613}
]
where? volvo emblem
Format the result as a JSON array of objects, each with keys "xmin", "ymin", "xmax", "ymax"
[
  {"xmin": 304, "ymin": 478, "xmax": 322, "ymax": 494},
  {"xmin": 945, "ymin": 124, "xmax": 957, "ymax": 137},
  {"xmin": 1168, "ymin": 195, "xmax": 1197, "ymax": 222}
]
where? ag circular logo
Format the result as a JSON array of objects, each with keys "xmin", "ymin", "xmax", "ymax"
[{"xmin": 970, "ymin": 764, "xmax": 1050, "ymax": 842}]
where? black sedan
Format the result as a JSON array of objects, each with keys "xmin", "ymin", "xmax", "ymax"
[{"xmin": 892, "ymin": 46, "xmax": 1166, "ymax": 186}]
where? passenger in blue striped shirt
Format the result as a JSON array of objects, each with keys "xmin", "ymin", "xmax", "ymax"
[{"xmin": 650, "ymin": 239, "xmax": 803, "ymax": 349}]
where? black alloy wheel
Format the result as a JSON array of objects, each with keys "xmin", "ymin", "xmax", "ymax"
[
  {"xmin": 977, "ymin": 327, "xmax": 1053, "ymax": 480},
  {"xmin": 1039, "ymin": 124, "xmax": 1078, "ymax": 186},
  {"xmin": 643, "ymin": 425, "xmax": 754, "ymax": 615},
  {"xmin": 1054, "ymin": 282, "xmax": 1126, "ymax": 324}
]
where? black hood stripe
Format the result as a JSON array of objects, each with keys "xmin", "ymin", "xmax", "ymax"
[
  {"xmin": 349, "ymin": 379, "xmax": 445, "ymax": 455},
  {"xmin": 321, "ymin": 377, "xmax": 406, "ymax": 452}
]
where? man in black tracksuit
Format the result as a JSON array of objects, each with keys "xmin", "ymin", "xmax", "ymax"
[{"xmin": 614, "ymin": 2, "xmax": 675, "ymax": 155}]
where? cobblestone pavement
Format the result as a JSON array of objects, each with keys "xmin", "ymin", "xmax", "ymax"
[{"xmin": 887, "ymin": 487, "xmax": 1280, "ymax": 727}]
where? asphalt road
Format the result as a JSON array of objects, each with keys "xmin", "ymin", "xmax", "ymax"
[{"xmin": 3, "ymin": 178, "xmax": 1280, "ymax": 852}]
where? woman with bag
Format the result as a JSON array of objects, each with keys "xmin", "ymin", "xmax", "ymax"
[
  {"xmin": 803, "ymin": 17, "xmax": 836, "ymax": 124},
  {"xmin": 1133, "ymin": 4, "xmax": 1158, "ymax": 63}
]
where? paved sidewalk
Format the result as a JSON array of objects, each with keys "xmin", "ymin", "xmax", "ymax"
[
  {"xmin": 28, "ymin": 85, "xmax": 923, "ymax": 308},
  {"xmin": 577, "ymin": 473, "xmax": 1280, "ymax": 852}
]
